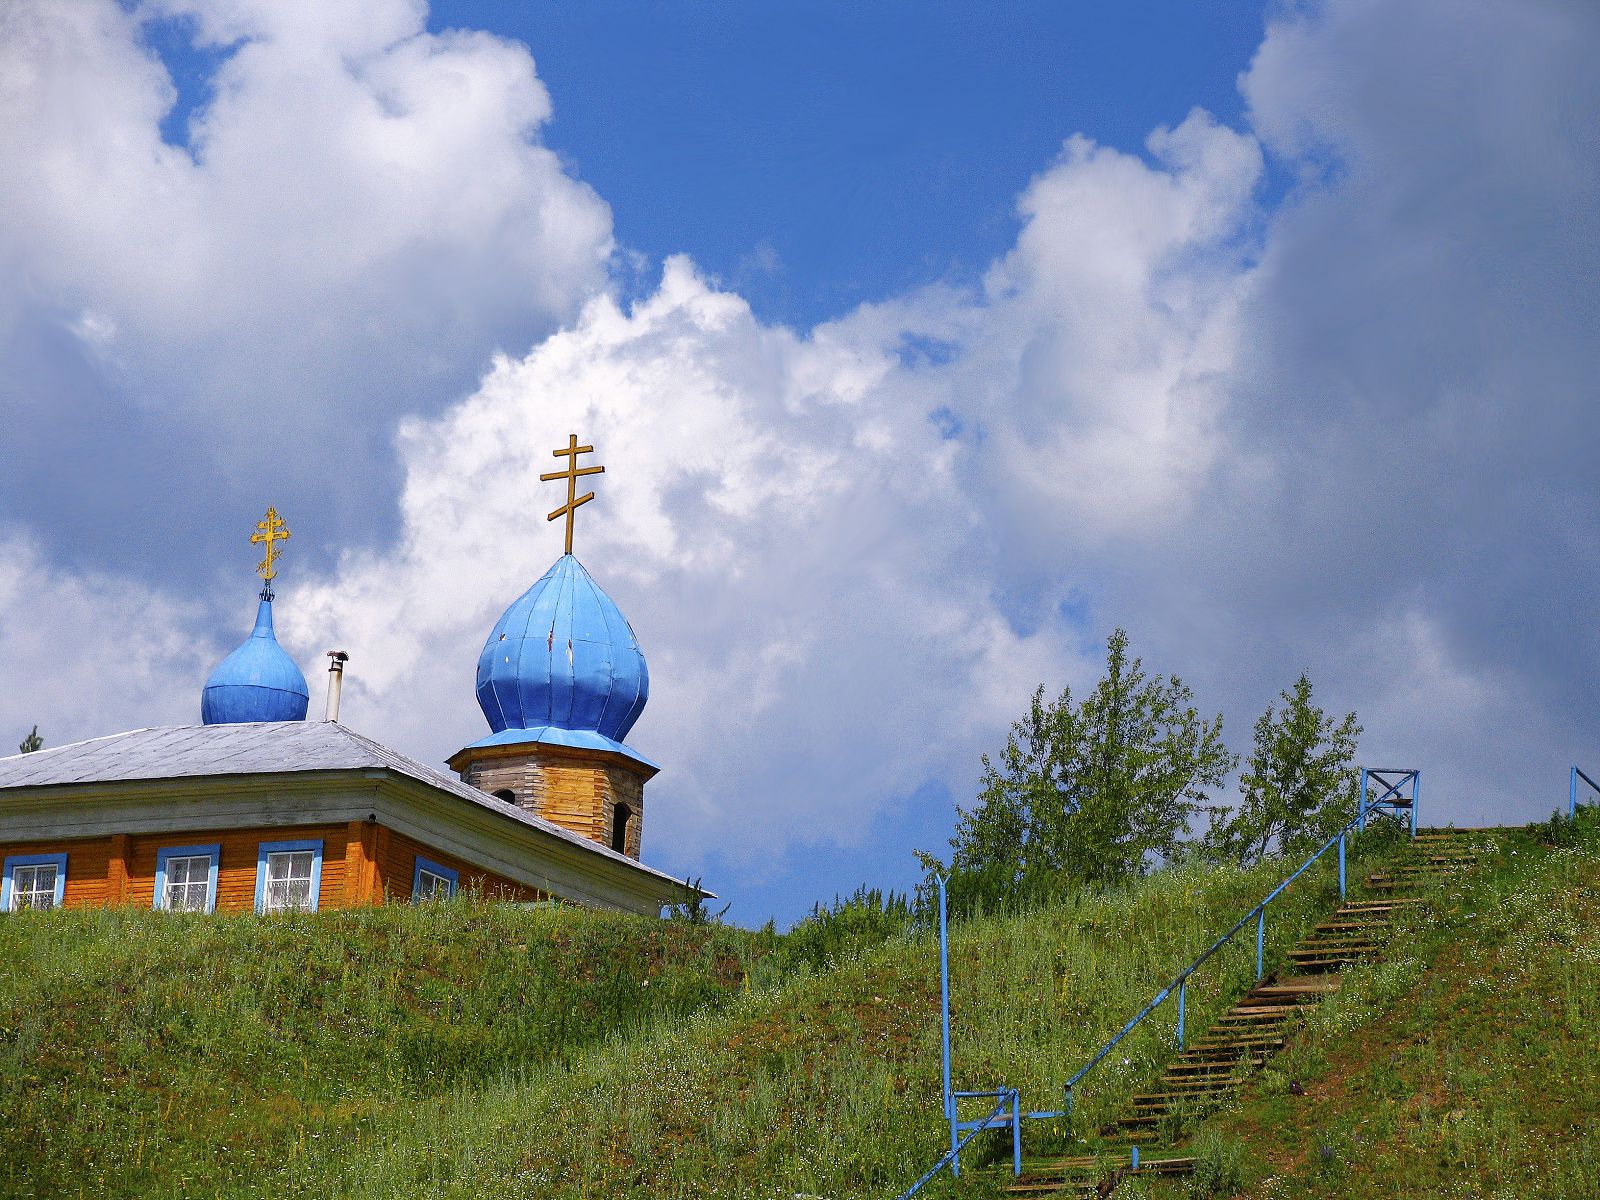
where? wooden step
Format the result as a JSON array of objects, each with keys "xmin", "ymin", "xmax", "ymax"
[
  {"xmin": 1174, "ymin": 1051, "xmax": 1267, "ymax": 1065},
  {"xmin": 1222, "ymin": 1002, "xmax": 1302, "ymax": 1014},
  {"xmin": 1175, "ymin": 1047, "xmax": 1274, "ymax": 1064},
  {"xmin": 1325, "ymin": 907, "xmax": 1402, "ymax": 919},
  {"xmin": 1188, "ymin": 1035, "xmax": 1286, "ymax": 1050},
  {"xmin": 1289, "ymin": 952, "xmax": 1377, "ymax": 965},
  {"xmin": 1250, "ymin": 978, "xmax": 1341, "ymax": 996},
  {"xmin": 1171, "ymin": 1049, "xmax": 1267, "ymax": 1068},
  {"xmin": 1134, "ymin": 1082, "xmax": 1238, "ymax": 1103},
  {"xmin": 1004, "ymin": 1157, "xmax": 1196, "ymax": 1193},
  {"xmin": 1154, "ymin": 1072, "xmax": 1248, "ymax": 1088}
]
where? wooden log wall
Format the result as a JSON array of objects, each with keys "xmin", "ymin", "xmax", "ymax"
[{"xmin": 0, "ymin": 823, "xmax": 543, "ymax": 912}]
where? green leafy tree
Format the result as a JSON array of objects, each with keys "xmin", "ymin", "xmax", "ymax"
[
  {"xmin": 1207, "ymin": 674, "xmax": 1361, "ymax": 866},
  {"xmin": 925, "ymin": 629, "xmax": 1236, "ymax": 911},
  {"xmin": 18, "ymin": 726, "xmax": 41, "ymax": 754}
]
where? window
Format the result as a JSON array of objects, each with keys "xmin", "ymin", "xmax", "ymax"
[
  {"xmin": 254, "ymin": 840, "xmax": 324, "ymax": 914},
  {"xmin": 611, "ymin": 803, "xmax": 633, "ymax": 855},
  {"xmin": 2, "ymin": 853, "xmax": 68, "ymax": 912},
  {"xmin": 412, "ymin": 856, "xmax": 459, "ymax": 902},
  {"xmin": 154, "ymin": 845, "xmax": 220, "ymax": 913}
]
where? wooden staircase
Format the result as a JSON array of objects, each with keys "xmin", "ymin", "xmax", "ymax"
[{"xmin": 999, "ymin": 829, "xmax": 1481, "ymax": 1197}]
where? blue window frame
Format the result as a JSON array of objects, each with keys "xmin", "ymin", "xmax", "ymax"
[
  {"xmin": 254, "ymin": 839, "xmax": 324, "ymax": 914},
  {"xmin": 1, "ymin": 852, "xmax": 68, "ymax": 912},
  {"xmin": 412, "ymin": 856, "xmax": 459, "ymax": 902},
  {"xmin": 153, "ymin": 845, "xmax": 221, "ymax": 913}
]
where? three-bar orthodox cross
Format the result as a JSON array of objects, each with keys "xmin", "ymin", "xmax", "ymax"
[
  {"xmin": 540, "ymin": 434, "xmax": 605, "ymax": 555},
  {"xmin": 250, "ymin": 506, "xmax": 291, "ymax": 595}
]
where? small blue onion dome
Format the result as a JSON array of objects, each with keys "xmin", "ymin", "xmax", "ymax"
[
  {"xmin": 201, "ymin": 596, "xmax": 310, "ymax": 725},
  {"xmin": 473, "ymin": 555, "xmax": 650, "ymax": 760}
]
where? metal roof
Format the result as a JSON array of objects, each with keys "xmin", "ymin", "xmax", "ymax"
[
  {"xmin": 201, "ymin": 596, "xmax": 310, "ymax": 725},
  {"xmin": 475, "ymin": 554, "xmax": 650, "ymax": 760},
  {"xmin": 0, "ymin": 721, "xmax": 686, "ymax": 889}
]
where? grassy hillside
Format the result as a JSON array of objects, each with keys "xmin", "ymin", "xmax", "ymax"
[
  {"xmin": 0, "ymin": 833, "xmax": 1400, "ymax": 1200},
  {"xmin": 1128, "ymin": 811, "xmax": 1600, "ymax": 1200},
  {"xmin": 0, "ymin": 901, "xmax": 758, "ymax": 1197}
]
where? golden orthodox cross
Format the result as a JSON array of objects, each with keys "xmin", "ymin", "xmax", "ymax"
[
  {"xmin": 540, "ymin": 434, "xmax": 605, "ymax": 556},
  {"xmin": 250, "ymin": 507, "xmax": 291, "ymax": 586}
]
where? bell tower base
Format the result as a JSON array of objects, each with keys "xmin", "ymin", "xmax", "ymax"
[{"xmin": 447, "ymin": 740, "xmax": 657, "ymax": 861}]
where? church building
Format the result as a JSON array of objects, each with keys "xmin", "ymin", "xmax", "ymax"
[{"xmin": 0, "ymin": 440, "xmax": 701, "ymax": 918}]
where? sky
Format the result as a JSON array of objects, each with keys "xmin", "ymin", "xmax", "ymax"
[{"xmin": 1, "ymin": 0, "xmax": 1597, "ymax": 927}]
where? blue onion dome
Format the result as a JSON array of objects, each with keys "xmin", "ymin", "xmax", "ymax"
[
  {"xmin": 201, "ymin": 596, "xmax": 310, "ymax": 725},
  {"xmin": 473, "ymin": 555, "xmax": 651, "ymax": 763}
]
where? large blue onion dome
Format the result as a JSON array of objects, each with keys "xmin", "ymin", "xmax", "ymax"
[
  {"xmin": 472, "ymin": 555, "xmax": 653, "ymax": 766},
  {"xmin": 201, "ymin": 596, "xmax": 310, "ymax": 725}
]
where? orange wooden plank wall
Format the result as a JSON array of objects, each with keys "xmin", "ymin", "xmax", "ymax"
[
  {"xmin": 373, "ymin": 827, "xmax": 544, "ymax": 903},
  {"xmin": 1, "ymin": 823, "xmax": 544, "ymax": 911}
]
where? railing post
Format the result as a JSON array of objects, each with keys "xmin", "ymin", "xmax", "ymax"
[
  {"xmin": 1358, "ymin": 770, "xmax": 1369, "ymax": 832},
  {"xmin": 1064, "ymin": 1086, "xmax": 1073, "ymax": 1141},
  {"xmin": 1131, "ymin": 1145, "xmax": 1140, "ymax": 1171},
  {"xmin": 1572, "ymin": 766, "xmax": 1579, "ymax": 820},
  {"xmin": 1012, "ymin": 1089, "xmax": 1022, "ymax": 1176},
  {"xmin": 1177, "ymin": 978, "xmax": 1186, "ymax": 1050},
  {"xmin": 1338, "ymin": 832, "xmax": 1346, "ymax": 900},
  {"xmin": 1411, "ymin": 771, "xmax": 1420, "ymax": 837},
  {"xmin": 938, "ymin": 875, "xmax": 956, "ymax": 1176},
  {"xmin": 1256, "ymin": 909, "xmax": 1265, "ymax": 979}
]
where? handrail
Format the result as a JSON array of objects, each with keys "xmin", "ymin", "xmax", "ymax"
[
  {"xmin": 1571, "ymin": 766, "xmax": 1600, "ymax": 819},
  {"xmin": 1057, "ymin": 795, "xmax": 1379, "ymax": 1121},
  {"xmin": 896, "ymin": 1094, "xmax": 1013, "ymax": 1200}
]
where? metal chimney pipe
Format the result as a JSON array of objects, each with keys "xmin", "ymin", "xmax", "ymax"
[{"xmin": 324, "ymin": 651, "xmax": 349, "ymax": 723}]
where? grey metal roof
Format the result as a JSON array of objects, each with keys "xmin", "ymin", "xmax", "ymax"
[{"xmin": 0, "ymin": 722, "xmax": 687, "ymax": 889}]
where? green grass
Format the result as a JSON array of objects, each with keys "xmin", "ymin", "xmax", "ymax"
[
  {"xmin": 0, "ymin": 901, "xmax": 759, "ymax": 1197},
  {"xmin": 0, "ymin": 830, "xmax": 1404, "ymax": 1199}
]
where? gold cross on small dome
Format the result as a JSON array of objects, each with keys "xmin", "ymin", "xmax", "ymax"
[
  {"xmin": 540, "ymin": 435, "xmax": 605, "ymax": 556},
  {"xmin": 250, "ymin": 507, "xmax": 291, "ymax": 583}
]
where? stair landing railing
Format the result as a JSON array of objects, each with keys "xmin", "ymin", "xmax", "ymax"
[
  {"xmin": 1571, "ymin": 766, "xmax": 1599, "ymax": 819},
  {"xmin": 897, "ymin": 767, "xmax": 1420, "ymax": 1196},
  {"xmin": 1358, "ymin": 768, "xmax": 1420, "ymax": 836}
]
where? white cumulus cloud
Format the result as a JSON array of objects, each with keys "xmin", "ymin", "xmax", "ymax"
[{"xmin": 2, "ymin": 0, "xmax": 1596, "ymax": 906}]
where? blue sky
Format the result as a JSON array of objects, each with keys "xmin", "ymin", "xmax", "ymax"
[
  {"xmin": 2, "ymin": 0, "xmax": 1598, "ymax": 927},
  {"xmin": 424, "ymin": 2, "xmax": 1265, "ymax": 329}
]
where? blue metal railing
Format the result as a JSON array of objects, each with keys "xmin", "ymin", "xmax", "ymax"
[
  {"xmin": 1055, "ymin": 792, "xmax": 1396, "ymax": 1134},
  {"xmin": 897, "ymin": 768, "xmax": 1420, "ymax": 1195},
  {"xmin": 1571, "ymin": 766, "xmax": 1600, "ymax": 819},
  {"xmin": 1358, "ymin": 768, "xmax": 1419, "ymax": 837}
]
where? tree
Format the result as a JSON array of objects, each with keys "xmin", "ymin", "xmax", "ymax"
[
  {"xmin": 1207, "ymin": 675, "xmax": 1361, "ymax": 866},
  {"xmin": 926, "ymin": 629, "xmax": 1236, "ymax": 911},
  {"xmin": 18, "ymin": 726, "xmax": 41, "ymax": 754}
]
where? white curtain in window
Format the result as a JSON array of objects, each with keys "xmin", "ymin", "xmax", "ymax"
[
  {"xmin": 264, "ymin": 851, "xmax": 315, "ymax": 912},
  {"xmin": 10, "ymin": 864, "xmax": 58, "ymax": 910},
  {"xmin": 164, "ymin": 855, "xmax": 211, "ymax": 912}
]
